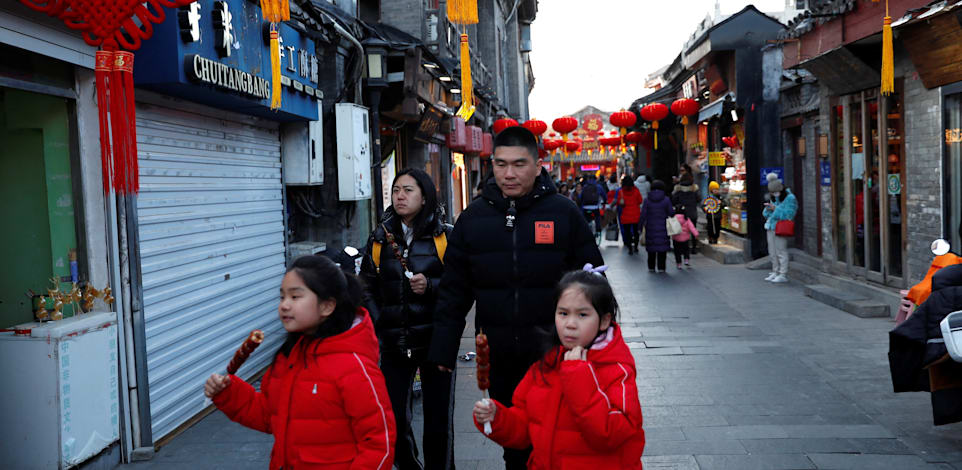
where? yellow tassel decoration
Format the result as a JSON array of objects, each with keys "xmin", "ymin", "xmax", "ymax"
[
  {"xmin": 653, "ymin": 121, "xmax": 659, "ymax": 150},
  {"xmin": 682, "ymin": 116, "xmax": 689, "ymax": 142},
  {"xmin": 261, "ymin": 0, "xmax": 290, "ymax": 23},
  {"xmin": 881, "ymin": 10, "xmax": 894, "ymax": 95},
  {"xmin": 447, "ymin": 0, "xmax": 479, "ymax": 25},
  {"xmin": 456, "ymin": 34, "xmax": 475, "ymax": 121},
  {"xmin": 269, "ymin": 27, "xmax": 282, "ymax": 110}
]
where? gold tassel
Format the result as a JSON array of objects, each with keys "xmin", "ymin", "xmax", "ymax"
[
  {"xmin": 881, "ymin": 4, "xmax": 894, "ymax": 96},
  {"xmin": 269, "ymin": 26, "xmax": 282, "ymax": 110},
  {"xmin": 261, "ymin": 0, "xmax": 290, "ymax": 23},
  {"xmin": 653, "ymin": 121, "xmax": 659, "ymax": 150},
  {"xmin": 447, "ymin": 0, "xmax": 478, "ymax": 25},
  {"xmin": 456, "ymin": 34, "xmax": 475, "ymax": 121},
  {"xmin": 682, "ymin": 116, "xmax": 688, "ymax": 143}
]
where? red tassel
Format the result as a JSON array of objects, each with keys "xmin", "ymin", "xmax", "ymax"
[
  {"xmin": 95, "ymin": 50, "xmax": 113, "ymax": 194},
  {"xmin": 117, "ymin": 51, "xmax": 138, "ymax": 193}
]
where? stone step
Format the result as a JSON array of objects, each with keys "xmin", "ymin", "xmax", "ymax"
[
  {"xmin": 699, "ymin": 241, "xmax": 746, "ymax": 265},
  {"xmin": 803, "ymin": 284, "xmax": 891, "ymax": 318}
]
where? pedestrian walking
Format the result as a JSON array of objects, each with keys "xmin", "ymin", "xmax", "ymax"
[
  {"xmin": 472, "ymin": 268, "xmax": 645, "ymax": 469},
  {"xmin": 359, "ymin": 168, "xmax": 454, "ymax": 470},
  {"xmin": 639, "ymin": 180, "xmax": 674, "ymax": 273},
  {"xmin": 617, "ymin": 175, "xmax": 643, "ymax": 255},
  {"xmin": 672, "ymin": 168, "xmax": 700, "ymax": 255},
  {"xmin": 205, "ymin": 255, "xmax": 396, "ymax": 470},
  {"xmin": 763, "ymin": 172, "xmax": 798, "ymax": 283},
  {"xmin": 702, "ymin": 181, "xmax": 723, "ymax": 244},
  {"xmin": 634, "ymin": 173, "xmax": 651, "ymax": 199},
  {"xmin": 581, "ymin": 174, "xmax": 604, "ymax": 236},
  {"xmin": 672, "ymin": 204, "xmax": 699, "ymax": 269},
  {"xmin": 428, "ymin": 126, "xmax": 604, "ymax": 469}
]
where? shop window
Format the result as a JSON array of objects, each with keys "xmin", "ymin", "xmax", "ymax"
[{"xmin": 0, "ymin": 87, "xmax": 82, "ymax": 327}]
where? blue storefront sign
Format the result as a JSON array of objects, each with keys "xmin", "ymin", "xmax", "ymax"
[
  {"xmin": 760, "ymin": 167, "xmax": 784, "ymax": 186},
  {"xmin": 134, "ymin": 0, "xmax": 319, "ymax": 121},
  {"xmin": 820, "ymin": 161, "xmax": 831, "ymax": 186}
]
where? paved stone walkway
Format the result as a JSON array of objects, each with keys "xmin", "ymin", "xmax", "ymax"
[{"xmin": 120, "ymin": 243, "xmax": 962, "ymax": 469}]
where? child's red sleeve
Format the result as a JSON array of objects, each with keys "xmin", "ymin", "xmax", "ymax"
[
  {"xmin": 213, "ymin": 372, "xmax": 272, "ymax": 434},
  {"xmin": 474, "ymin": 370, "xmax": 534, "ymax": 449},
  {"xmin": 559, "ymin": 360, "xmax": 643, "ymax": 452},
  {"xmin": 338, "ymin": 353, "xmax": 396, "ymax": 470}
]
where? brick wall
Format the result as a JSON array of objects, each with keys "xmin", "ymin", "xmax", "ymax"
[
  {"xmin": 901, "ymin": 56, "xmax": 943, "ymax": 283},
  {"xmin": 381, "ymin": 0, "xmax": 424, "ymax": 41}
]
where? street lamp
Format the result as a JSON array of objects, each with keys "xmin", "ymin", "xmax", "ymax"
[{"xmin": 362, "ymin": 37, "xmax": 390, "ymax": 216}]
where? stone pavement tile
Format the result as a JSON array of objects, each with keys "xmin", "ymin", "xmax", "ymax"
[
  {"xmin": 680, "ymin": 345, "xmax": 756, "ymax": 354},
  {"xmin": 846, "ymin": 438, "xmax": 915, "ymax": 455},
  {"xmin": 738, "ymin": 437, "xmax": 859, "ymax": 454},
  {"xmin": 644, "ymin": 426, "xmax": 689, "ymax": 441},
  {"xmin": 682, "ymin": 424, "xmax": 790, "ymax": 440},
  {"xmin": 643, "ymin": 393, "xmax": 714, "ymax": 406},
  {"xmin": 780, "ymin": 424, "xmax": 894, "ymax": 438},
  {"xmin": 633, "ymin": 346, "xmax": 685, "ymax": 355},
  {"xmin": 724, "ymin": 414, "xmax": 833, "ymax": 425},
  {"xmin": 645, "ymin": 412, "xmax": 729, "ymax": 427},
  {"xmin": 806, "ymin": 453, "xmax": 935, "ymax": 469},
  {"xmin": 694, "ymin": 453, "xmax": 815, "ymax": 470},
  {"xmin": 642, "ymin": 454, "xmax": 700, "ymax": 470},
  {"xmin": 643, "ymin": 439, "xmax": 747, "ymax": 456}
]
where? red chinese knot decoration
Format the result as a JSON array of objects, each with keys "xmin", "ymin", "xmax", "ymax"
[
  {"xmin": 18, "ymin": 0, "xmax": 199, "ymax": 194},
  {"xmin": 493, "ymin": 118, "xmax": 519, "ymax": 134}
]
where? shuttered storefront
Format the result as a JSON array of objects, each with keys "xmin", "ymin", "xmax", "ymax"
[{"xmin": 135, "ymin": 101, "xmax": 286, "ymax": 441}]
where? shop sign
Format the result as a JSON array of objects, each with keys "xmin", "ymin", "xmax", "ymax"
[
  {"xmin": 760, "ymin": 167, "xmax": 784, "ymax": 186},
  {"xmin": 582, "ymin": 114, "xmax": 605, "ymax": 134},
  {"xmin": 708, "ymin": 151, "xmax": 726, "ymax": 166},
  {"xmin": 887, "ymin": 173, "xmax": 901, "ymax": 195},
  {"xmin": 820, "ymin": 161, "xmax": 831, "ymax": 186},
  {"xmin": 580, "ymin": 164, "xmax": 600, "ymax": 171},
  {"xmin": 135, "ymin": 0, "xmax": 319, "ymax": 121},
  {"xmin": 414, "ymin": 105, "xmax": 444, "ymax": 143},
  {"xmin": 729, "ymin": 210, "xmax": 741, "ymax": 230}
]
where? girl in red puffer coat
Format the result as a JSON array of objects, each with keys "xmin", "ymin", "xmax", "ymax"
[
  {"xmin": 473, "ymin": 267, "xmax": 645, "ymax": 469},
  {"xmin": 205, "ymin": 255, "xmax": 395, "ymax": 470}
]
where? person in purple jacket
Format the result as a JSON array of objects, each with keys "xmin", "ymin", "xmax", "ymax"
[{"xmin": 638, "ymin": 180, "xmax": 674, "ymax": 273}]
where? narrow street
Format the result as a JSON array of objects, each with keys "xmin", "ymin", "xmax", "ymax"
[{"xmin": 122, "ymin": 244, "xmax": 962, "ymax": 470}]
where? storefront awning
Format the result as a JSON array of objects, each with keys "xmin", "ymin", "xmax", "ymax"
[{"xmin": 698, "ymin": 92, "xmax": 734, "ymax": 122}]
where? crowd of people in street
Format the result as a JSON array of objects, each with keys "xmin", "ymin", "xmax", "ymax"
[{"xmin": 201, "ymin": 126, "xmax": 798, "ymax": 470}]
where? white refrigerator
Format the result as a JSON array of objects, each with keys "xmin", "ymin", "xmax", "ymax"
[{"xmin": 0, "ymin": 311, "xmax": 120, "ymax": 469}]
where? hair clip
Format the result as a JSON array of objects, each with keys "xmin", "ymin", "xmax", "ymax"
[{"xmin": 582, "ymin": 263, "xmax": 608, "ymax": 276}]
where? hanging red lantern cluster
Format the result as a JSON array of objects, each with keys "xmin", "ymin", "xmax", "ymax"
[
  {"xmin": 640, "ymin": 103, "xmax": 669, "ymax": 149},
  {"xmin": 522, "ymin": 119, "xmax": 548, "ymax": 139},
  {"xmin": 493, "ymin": 118, "xmax": 519, "ymax": 134},
  {"xmin": 609, "ymin": 109, "xmax": 637, "ymax": 136},
  {"xmin": 543, "ymin": 139, "xmax": 562, "ymax": 153},
  {"xmin": 565, "ymin": 139, "xmax": 582, "ymax": 153}
]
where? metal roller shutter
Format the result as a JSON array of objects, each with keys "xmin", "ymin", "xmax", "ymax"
[{"xmin": 135, "ymin": 101, "xmax": 286, "ymax": 441}]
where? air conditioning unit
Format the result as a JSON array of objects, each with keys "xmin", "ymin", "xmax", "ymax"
[{"xmin": 335, "ymin": 103, "xmax": 372, "ymax": 201}]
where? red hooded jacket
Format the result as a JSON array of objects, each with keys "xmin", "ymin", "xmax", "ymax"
[
  {"xmin": 475, "ymin": 323, "xmax": 645, "ymax": 469},
  {"xmin": 617, "ymin": 186, "xmax": 644, "ymax": 225},
  {"xmin": 213, "ymin": 309, "xmax": 395, "ymax": 470}
]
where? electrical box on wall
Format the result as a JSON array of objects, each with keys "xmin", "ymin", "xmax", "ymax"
[
  {"xmin": 282, "ymin": 102, "xmax": 324, "ymax": 185},
  {"xmin": 335, "ymin": 103, "xmax": 372, "ymax": 200}
]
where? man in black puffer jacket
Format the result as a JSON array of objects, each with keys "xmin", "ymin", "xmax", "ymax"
[
  {"xmin": 428, "ymin": 126, "xmax": 604, "ymax": 469},
  {"xmin": 890, "ymin": 263, "xmax": 962, "ymax": 426}
]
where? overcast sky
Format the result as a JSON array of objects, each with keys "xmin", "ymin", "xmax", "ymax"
[{"xmin": 528, "ymin": 0, "xmax": 789, "ymax": 120}]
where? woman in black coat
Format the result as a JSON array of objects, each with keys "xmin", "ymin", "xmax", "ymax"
[{"xmin": 360, "ymin": 168, "xmax": 454, "ymax": 470}]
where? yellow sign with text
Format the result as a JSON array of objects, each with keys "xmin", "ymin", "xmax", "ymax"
[{"xmin": 709, "ymin": 151, "xmax": 726, "ymax": 166}]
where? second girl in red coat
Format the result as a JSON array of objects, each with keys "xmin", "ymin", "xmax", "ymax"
[
  {"xmin": 472, "ymin": 267, "xmax": 645, "ymax": 469},
  {"xmin": 617, "ymin": 175, "xmax": 644, "ymax": 255}
]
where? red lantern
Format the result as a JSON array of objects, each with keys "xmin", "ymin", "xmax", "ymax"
[
  {"xmin": 493, "ymin": 118, "xmax": 519, "ymax": 134},
  {"xmin": 465, "ymin": 125, "xmax": 483, "ymax": 153},
  {"xmin": 670, "ymin": 98, "xmax": 699, "ymax": 124},
  {"xmin": 624, "ymin": 131, "xmax": 644, "ymax": 144},
  {"xmin": 640, "ymin": 103, "xmax": 669, "ymax": 149},
  {"xmin": 552, "ymin": 116, "xmax": 578, "ymax": 141},
  {"xmin": 609, "ymin": 109, "xmax": 637, "ymax": 135},
  {"xmin": 543, "ymin": 139, "xmax": 562, "ymax": 152},
  {"xmin": 522, "ymin": 119, "xmax": 548, "ymax": 138},
  {"xmin": 565, "ymin": 139, "xmax": 582, "ymax": 153}
]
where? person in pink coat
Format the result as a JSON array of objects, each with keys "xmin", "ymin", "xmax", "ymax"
[
  {"xmin": 672, "ymin": 204, "xmax": 699, "ymax": 269},
  {"xmin": 472, "ymin": 268, "xmax": 645, "ymax": 469}
]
